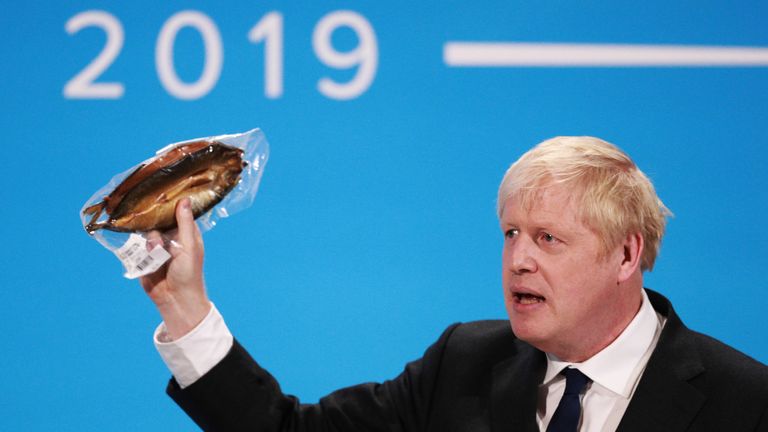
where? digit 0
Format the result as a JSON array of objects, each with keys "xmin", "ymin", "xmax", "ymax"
[{"xmin": 155, "ymin": 10, "xmax": 223, "ymax": 100}]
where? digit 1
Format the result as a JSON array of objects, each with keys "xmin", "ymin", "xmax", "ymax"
[{"xmin": 248, "ymin": 12, "xmax": 284, "ymax": 99}]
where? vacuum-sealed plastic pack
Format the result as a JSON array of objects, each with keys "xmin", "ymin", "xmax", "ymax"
[{"xmin": 80, "ymin": 128, "xmax": 269, "ymax": 279}]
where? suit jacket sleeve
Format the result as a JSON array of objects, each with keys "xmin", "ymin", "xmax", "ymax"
[{"xmin": 167, "ymin": 324, "xmax": 461, "ymax": 432}]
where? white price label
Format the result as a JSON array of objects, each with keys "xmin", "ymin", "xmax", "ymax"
[{"xmin": 115, "ymin": 234, "xmax": 171, "ymax": 279}]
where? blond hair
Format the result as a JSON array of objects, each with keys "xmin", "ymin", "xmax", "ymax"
[{"xmin": 497, "ymin": 136, "xmax": 672, "ymax": 271}]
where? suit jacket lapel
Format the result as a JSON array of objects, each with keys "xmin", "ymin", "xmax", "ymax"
[
  {"xmin": 490, "ymin": 341, "xmax": 545, "ymax": 432},
  {"xmin": 617, "ymin": 290, "xmax": 707, "ymax": 432}
]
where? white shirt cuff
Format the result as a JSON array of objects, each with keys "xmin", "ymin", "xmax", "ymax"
[{"xmin": 153, "ymin": 302, "xmax": 234, "ymax": 389}]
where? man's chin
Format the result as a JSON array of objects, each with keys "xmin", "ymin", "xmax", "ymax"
[{"xmin": 508, "ymin": 319, "xmax": 551, "ymax": 347}]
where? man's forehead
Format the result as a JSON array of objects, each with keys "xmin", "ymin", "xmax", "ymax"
[
  {"xmin": 504, "ymin": 184, "xmax": 586, "ymax": 226},
  {"xmin": 512, "ymin": 183, "xmax": 578, "ymax": 210}
]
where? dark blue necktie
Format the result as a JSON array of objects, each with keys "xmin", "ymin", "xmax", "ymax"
[{"xmin": 546, "ymin": 368, "xmax": 591, "ymax": 432}]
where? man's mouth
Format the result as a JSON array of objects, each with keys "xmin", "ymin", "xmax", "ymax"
[{"xmin": 514, "ymin": 292, "xmax": 546, "ymax": 305}]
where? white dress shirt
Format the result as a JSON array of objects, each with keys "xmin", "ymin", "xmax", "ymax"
[
  {"xmin": 156, "ymin": 290, "xmax": 664, "ymax": 431},
  {"xmin": 154, "ymin": 302, "xmax": 233, "ymax": 389},
  {"xmin": 537, "ymin": 289, "xmax": 665, "ymax": 431}
]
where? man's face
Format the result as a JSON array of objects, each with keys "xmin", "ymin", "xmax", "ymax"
[{"xmin": 500, "ymin": 183, "xmax": 630, "ymax": 360}]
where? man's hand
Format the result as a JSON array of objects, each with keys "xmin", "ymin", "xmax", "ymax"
[{"xmin": 140, "ymin": 198, "xmax": 211, "ymax": 340}]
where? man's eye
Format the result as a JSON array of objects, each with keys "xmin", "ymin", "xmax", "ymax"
[
  {"xmin": 541, "ymin": 232, "xmax": 558, "ymax": 243},
  {"xmin": 505, "ymin": 228, "xmax": 518, "ymax": 239}
]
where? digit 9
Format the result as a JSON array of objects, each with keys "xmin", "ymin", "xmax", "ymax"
[{"xmin": 312, "ymin": 11, "xmax": 378, "ymax": 100}]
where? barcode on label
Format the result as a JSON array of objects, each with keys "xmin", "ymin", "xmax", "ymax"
[
  {"xmin": 115, "ymin": 234, "xmax": 171, "ymax": 279},
  {"xmin": 136, "ymin": 254, "xmax": 155, "ymax": 271}
]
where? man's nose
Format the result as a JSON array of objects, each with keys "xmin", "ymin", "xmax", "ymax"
[{"xmin": 505, "ymin": 236, "xmax": 537, "ymax": 274}]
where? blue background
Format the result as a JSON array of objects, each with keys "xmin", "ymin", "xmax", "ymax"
[{"xmin": 1, "ymin": 1, "xmax": 766, "ymax": 430}]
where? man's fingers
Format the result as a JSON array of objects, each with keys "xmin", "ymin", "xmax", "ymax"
[
  {"xmin": 139, "ymin": 258, "xmax": 169, "ymax": 292},
  {"xmin": 175, "ymin": 197, "xmax": 201, "ymax": 252},
  {"xmin": 145, "ymin": 230, "xmax": 164, "ymax": 251}
]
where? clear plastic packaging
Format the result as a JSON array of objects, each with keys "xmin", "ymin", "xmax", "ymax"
[{"xmin": 80, "ymin": 128, "xmax": 269, "ymax": 278}]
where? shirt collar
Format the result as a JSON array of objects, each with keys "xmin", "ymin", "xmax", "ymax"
[{"xmin": 542, "ymin": 289, "xmax": 661, "ymax": 398}]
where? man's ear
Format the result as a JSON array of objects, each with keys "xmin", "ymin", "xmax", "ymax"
[{"xmin": 618, "ymin": 232, "xmax": 643, "ymax": 283}]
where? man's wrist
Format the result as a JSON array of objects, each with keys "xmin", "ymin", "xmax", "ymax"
[{"xmin": 157, "ymin": 294, "xmax": 211, "ymax": 341}]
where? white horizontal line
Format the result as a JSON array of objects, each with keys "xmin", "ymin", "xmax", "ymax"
[{"xmin": 443, "ymin": 42, "xmax": 768, "ymax": 67}]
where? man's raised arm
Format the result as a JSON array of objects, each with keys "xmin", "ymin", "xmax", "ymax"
[{"xmin": 140, "ymin": 197, "xmax": 211, "ymax": 340}]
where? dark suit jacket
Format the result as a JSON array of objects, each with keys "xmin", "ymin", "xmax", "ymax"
[{"xmin": 168, "ymin": 290, "xmax": 768, "ymax": 431}]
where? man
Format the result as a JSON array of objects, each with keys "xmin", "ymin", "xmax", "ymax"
[{"xmin": 142, "ymin": 136, "xmax": 768, "ymax": 431}]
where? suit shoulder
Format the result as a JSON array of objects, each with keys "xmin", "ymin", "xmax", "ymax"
[
  {"xmin": 649, "ymin": 289, "xmax": 768, "ymax": 385},
  {"xmin": 688, "ymin": 329, "xmax": 768, "ymax": 383},
  {"xmin": 437, "ymin": 320, "xmax": 523, "ymax": 360},
  {"xmin": 444, "ymin": 320, "xmax": 515, "ymax": 342}
]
